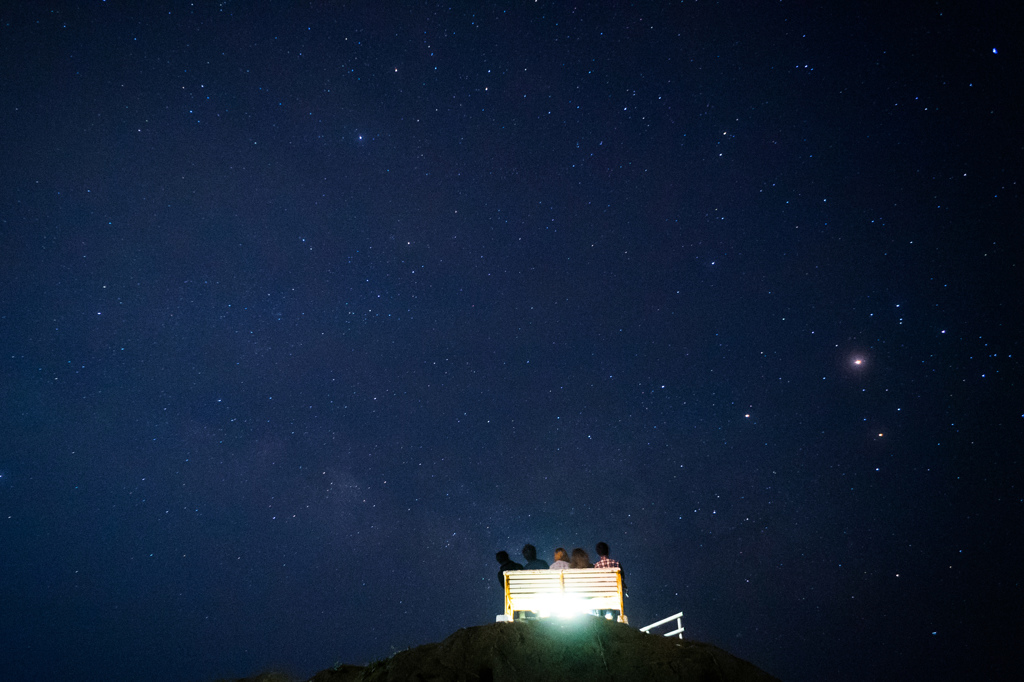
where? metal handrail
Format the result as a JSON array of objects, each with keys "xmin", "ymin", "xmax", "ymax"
[{"xmin": 640, "ymin": 611, "xmax": 684, "ymax": 639}]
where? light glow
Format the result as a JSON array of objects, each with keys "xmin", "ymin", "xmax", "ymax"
[{"xmin": 536, "ymin": 594, "xmax": 594, "ymax": 619}]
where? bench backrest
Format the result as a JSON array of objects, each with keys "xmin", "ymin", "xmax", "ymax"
[{"xmin": 503, "ymin": 568, "xmax": 624, "ymax": 618}]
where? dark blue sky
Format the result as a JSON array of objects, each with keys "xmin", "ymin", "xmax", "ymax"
[{"xmin": 1, "ymin": 2, "xmax": 1021, "ymax": 681}]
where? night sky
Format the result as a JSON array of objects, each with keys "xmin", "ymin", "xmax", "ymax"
[{"xmin": 2, "ymin": 2, "xmax": 1021, "ymax": 681}]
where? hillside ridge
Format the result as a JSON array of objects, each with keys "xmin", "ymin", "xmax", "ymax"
[{"xmin": 218, "ymin": 616, "xmax": 781, "ymax": 682}]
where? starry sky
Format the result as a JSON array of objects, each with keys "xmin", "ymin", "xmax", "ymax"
[{"xmin": 1, "ymin": 2, "xmax": 1021, "ymax": 681}]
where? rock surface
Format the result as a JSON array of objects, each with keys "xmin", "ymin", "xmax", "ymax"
[{"xmin": 221, "ymin": 616, "xmax": 780, "ymax": 682}]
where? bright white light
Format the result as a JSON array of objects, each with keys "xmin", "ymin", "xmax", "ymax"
[{"xmin": 533, "ymin": 594, "xmax": 594, "ymax": 619}]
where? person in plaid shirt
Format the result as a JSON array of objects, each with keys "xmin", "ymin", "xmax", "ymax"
[
  {"xmin": 594, "ymin": 542, "xmax": 626, "ymax": 620},
  {"xmin": 594, "ymin": 542, "xmax": 622, "ymax": 574}
]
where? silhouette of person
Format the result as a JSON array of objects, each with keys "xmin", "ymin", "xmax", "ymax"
[
  {"xmin": 495, "ymin": 550, "xmax": 523, "ymax": 586},
  {"xmin": 522, "ymin": 544, "xmax": 549, "ymax": 570}
]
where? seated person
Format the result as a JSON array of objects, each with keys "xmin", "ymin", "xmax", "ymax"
[
  {"xmin": 570, "ymin": 547, "xmax": 592, "ymax": 568},
  {"xmin": 549, "ymin": 547, "xmax": 570, "ymax": 569},
  {"xmin": 522, "ymin": 543, "xmax": 549, "ymax": 570},
  {"xmin": 496, "ymin": 550, "xmax": 523, "ymax": 587},
  {"xmin": 593, "ymin": 541, "xmax": 625, "ymax": 620}
]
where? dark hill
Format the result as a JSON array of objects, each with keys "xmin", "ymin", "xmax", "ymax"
[{"xmin": 222, "ymin": 616, "xmax": 780, "ymax": 682}]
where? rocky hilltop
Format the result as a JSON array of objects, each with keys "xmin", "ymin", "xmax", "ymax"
[{"xmin": 220, "ymin": 616, "xmax": 780, "ymax": 682}]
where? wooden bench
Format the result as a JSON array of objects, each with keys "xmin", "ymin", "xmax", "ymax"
[{"xmin": 502, "ymin": 568, "xmax": 627, "ymax": 623}]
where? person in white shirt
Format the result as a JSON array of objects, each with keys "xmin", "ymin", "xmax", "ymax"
[{"xmin": 549, "ymin": 547, "xmax": 570, "ymax": 569}]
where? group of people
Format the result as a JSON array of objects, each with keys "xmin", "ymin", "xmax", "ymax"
[
  {"xmin": 495, "ymin": 542, "xmax": 626, "ymax": 620},
  {"xmin": 495, "ymin": 542, "xmax": 624, "ymax": 585}
]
